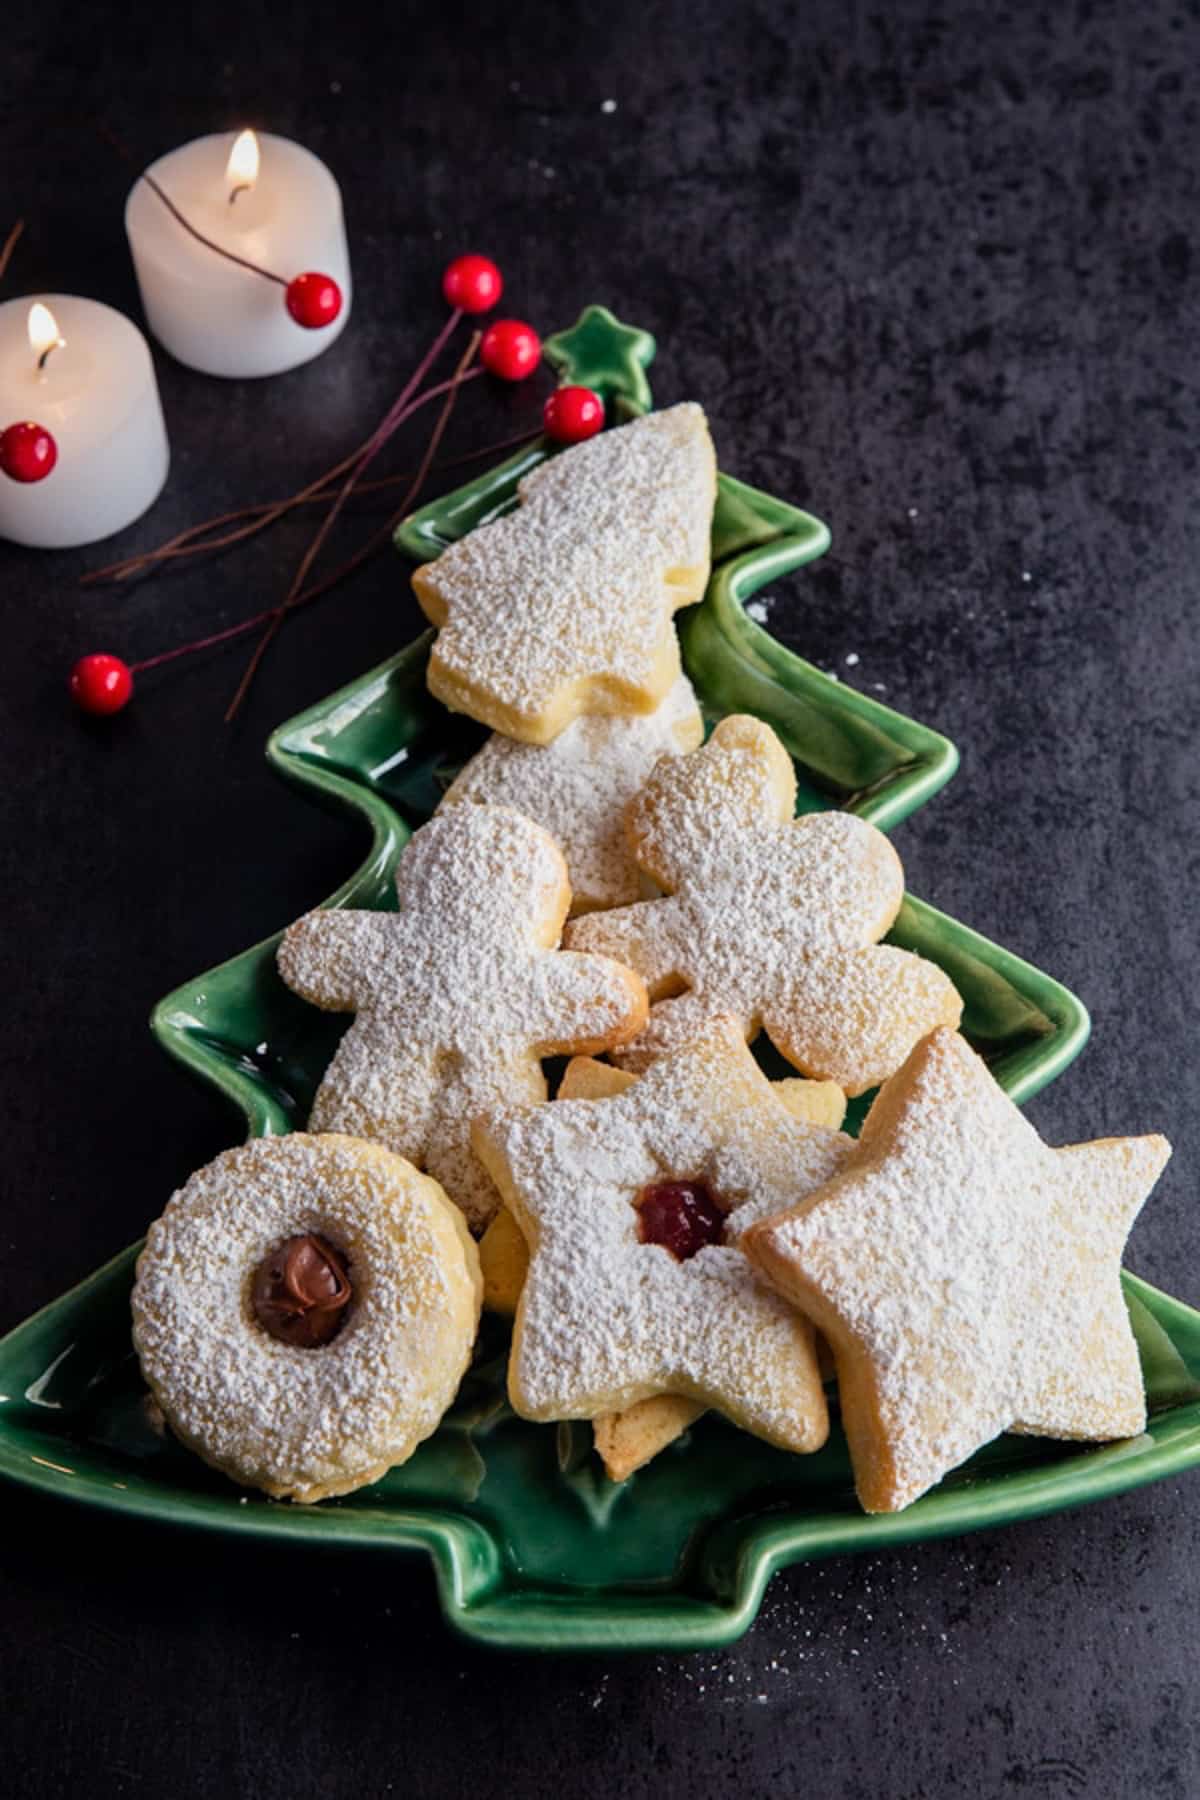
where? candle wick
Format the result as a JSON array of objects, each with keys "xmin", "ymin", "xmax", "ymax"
[
  {"xmin": 37, "ymin": 338, "xmax": 65, "ymax": 373},
  {"xmin": 228, "ymin": 184, "xmax": 251, "ymax": 206}
]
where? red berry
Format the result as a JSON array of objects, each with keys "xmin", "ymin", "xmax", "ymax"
[
  {"xmin": 543, "ymin": 386, "xmax": 605, "ymax": 445},
  {"xmin": 285, "ymin": 272, "xmax": 343, "ymax": 330},
  {"xmin": 479, "ymin": 318, "xmax": 541, "ymax": 382},
  {"xmin": 442, "ymin": 254, "xmax": 503, "ymax": 314},
  {"xmin": 0, "ymin": 421, "xmax": 57, "ymax": 483},
  {"xmin": 69, "ymin": 654, "xmax": 134, "ymax": 717},
  {"xmin": 636, "ymin": 1179, "xmax": 726, "ymax": 1262}
]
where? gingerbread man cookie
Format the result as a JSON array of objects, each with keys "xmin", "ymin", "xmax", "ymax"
[
  {"xmin": 277, "ymin": 805, "xmax": 648, "ymax": 1231},
  {"xmin": 745, "ymin": 1028, "xmax": 1171, "ymax": 1513},
  {"xmin": 566, "ymin": 714, "xmax": 962, "ymax": 1094},
  {"xmin": 439, "ymin": 673, "xmax": 704, "ymax": 913},
  {"xmin": 132, "ymin": 1134, "xmax": 482, "ymax": 1503},
  {"xmin": 473, "ymin": 1018, "xmax": 854, "ymax": 1452},
  {"xmin": 411, "ymin": 404, "xmax": 716, "ymax": 744}
]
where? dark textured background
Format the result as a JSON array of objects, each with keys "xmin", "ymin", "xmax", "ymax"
[{"xmin": 3, "ymin": 1, "xmax": 1199, "ymax": 1793}]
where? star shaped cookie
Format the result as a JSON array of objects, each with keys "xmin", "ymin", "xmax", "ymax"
[
  {"xmin": 473, "ymin": 1018, "xmax": 854, "ymax": 1451},
  {"xmin": 477, "ymin": 1050, "xmax": 846, "ymax": 1480},
  {"xmin": 438, "ymin": 674, "xmax": 704, "ymax": 913},
  {"xmin": 479, "ymin": 1053, "xmax": 846, "ymax": 1317},
  {"xmin": 745, "ymin": 1027, "xmax": 1171, "ymax": 1513},
  {"xmin": 411, "ymin": 404, "xmax": 717, "ymax": 744},
  {"xmin": 566, "ymin": 714, "xmax": 962, "ymax": 1093},
  {"xmin": 277, "ymin": 805, "xmax": 648, "ymax": 1231}
]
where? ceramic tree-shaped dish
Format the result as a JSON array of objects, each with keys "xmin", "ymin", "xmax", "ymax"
[{"xmin": 0, "ymin": 308, "xmax": 1195, "ymax": 1654}]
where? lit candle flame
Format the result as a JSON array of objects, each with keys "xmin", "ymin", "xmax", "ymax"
[
  {"xmin": 28, "ymin": 303, "xmax": 65, "ymax": 369},
  {"xmin": 225, "ymin": 129, "xmax": 260, "ymax": 200}
]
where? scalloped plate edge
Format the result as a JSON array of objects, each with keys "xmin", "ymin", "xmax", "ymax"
[{"xmin": 0, "ymin": 1252, "xmax": 1197, "ymax": 1653}]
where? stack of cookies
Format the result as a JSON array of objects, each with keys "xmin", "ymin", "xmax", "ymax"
[{"xmin": 132, "ymin": 405, "xmax": 1171, "ymax": 1516}]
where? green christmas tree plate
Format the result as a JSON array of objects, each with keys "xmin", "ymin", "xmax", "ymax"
[{"xmin": 1, "ymin": 309, "xmax": 1197, "ymax": 1654}]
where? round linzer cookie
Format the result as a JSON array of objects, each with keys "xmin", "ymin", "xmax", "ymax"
[
  {"xmin": 744, "ymin": 1028, "xmax": 1172, "ymax": 1514},
  {"xmin": 472, "ymin": 1018, "xmax": 854, "ymax": 1453},
  {"xmin": 131, "ymin": 1134, "xmax": 482, "ymax": 1503},
  {"xmin": 438, "ymin": 673, "xmax": 704, "ymax": 914},
  {"xmin": 277, "ymin": 804, "xmax": 649, "ymax": 1230},
  {"xmin": 411, "ymin": 403, "xmax": 717, "ymax": 744},
  {"xmin": 566, "ymin": 714, "xmax": 962, "ymax": 1094}
]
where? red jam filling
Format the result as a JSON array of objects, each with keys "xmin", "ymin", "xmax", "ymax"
[{"xmin": 635, "ymin": 1179, "xmax": 726, "ymax": 1261}]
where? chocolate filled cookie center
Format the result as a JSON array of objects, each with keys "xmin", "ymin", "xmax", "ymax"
[
  {"xmin": 635, "ymin": 1178, "xmax": 726, "ymax": 1261},
  {"xmin": 251, "ymin": 1234, "xmax": 352, "ymax": 1348}
]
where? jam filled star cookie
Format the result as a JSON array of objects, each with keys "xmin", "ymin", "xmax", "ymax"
[
  {"xmin": 478, "ymin": 1054, "xmax": 844, "ymax": 1479},
  {"xmin": 744, "ymin": 1028, "xmax": 1172, "ymax": 1514},
  {"xmin": 479, "ymin": 1055, "xmax": 846, "ymax": 1316},
  {"xmin": 566, "ymin": 714, "xmax": 962, "ymax": 1093},
  {"xmin": 439, "ymin": 673, "xmax": 704, "ymax": 914},
  {"xmin": 277, "ymin": 805, "xmax": 649, "ymax": 1231},
  {"xmin": 477, "ymin": 1059, "xmax": 707, "ymax": 1477},
  {"xmin": 132, "ymin": 1134, "xmax": 482, "ymax": 1503},
  {"xmin": 411, "ymin": 404, "xmax": 717, "ymax": 744},
  {"xmin": 473, "ymin": 1018, "xmax": 854, "ymax": 1452}
]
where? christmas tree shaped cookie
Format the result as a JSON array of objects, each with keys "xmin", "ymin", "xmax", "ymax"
[
  {"xmin": 411, "ymin": 403, "xmax": 717, "ymax": 744},
  {"xmin": 277, "ymin": 805, "xmax": 648, "ymax": 1231},
  {"xmin": 567, "ymin": 715, "xmax": 962, "ymax": 1093}
]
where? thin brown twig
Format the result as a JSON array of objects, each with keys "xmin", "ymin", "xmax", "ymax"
[
  {"xmin": 138, "ymin": 170, "xmax": 287, "ymax": 288},
  {"xmin": 100, "ymin": 307, "xmax": 459, "ymax": 588},
  {"xmin": 130, "ymin": 516, "xmax": 403, "ymax": 673},
  {"xmin": 96, "ymin": 427, "xmax": 534, "ymax": 579},
  {"xmin": 94, "ymin": 120, "xmax": 287, "ymax": 288},
  {"xmin": 83, "ymin": 364, "xmax": 495, "ymax": 586},
  {"xmin": 128, "ymin": 518, "xmax": 395, "ymax": 672},
  {"xmin": 83, "ymin": 440, "xmax": 363, "ymax": 582},
  {"xmin": 224, "ymin": 322, "xmax": 478, "ymax": 722},
  {"xmin": 126, "ymin": 425, "xmax": 538, "ymax": 678},
  {"xmin": 125, "ymin": 521, "xmax": 382, "ymax": 671},
  {"xmin": 0, "ymin": 219, "xmax": 25, "ymax": 285}
]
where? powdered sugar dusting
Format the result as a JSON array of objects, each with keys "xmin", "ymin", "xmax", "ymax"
[
  {"xmin": 131, "ymin": 1133, "xmax": 480, "ymax": 1501},
  {"xmin": 439, "ymin": 674, "xmax": 703, "ymax": 912},
  {"xmin": 474, "ymin": 1019, "xmax": 853, "ymax": 1449},
  {"xmin": 413, "ymin": 404, "xmax": 716, "ymax": 738},
  {"xmin": 747, "ymin": 1029, "xmax": 1171, "ymax": 1511},
  {"xmin": 276, "ymin": 806, "xmax": 648, "ymax": 1229},
  {"xmin": 566, "ymin": 715, "xmax": 962, "ymax": 1093}
]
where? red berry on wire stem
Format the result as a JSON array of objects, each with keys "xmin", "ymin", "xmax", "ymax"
[
  {"xmin": 479, "ymin": 319, "xmax": 541, "ymax": 382},
  {"xmin": 69, "ymin": 654, "xmax": 134, "ymax": 716},
  {"xmin": 0, "ymin": 421, "xmax": 57, "ymax": 483},
  {"xmin": 442, "ymin": 254, "xmax": 503, "ymax": 314},
  {"xmin": 543, "ymin": 386, "xmax": 605, "ymax": 445},
  {"xmin": 285, "ymin": 272, "xmax": 343, "ymax": 330}
]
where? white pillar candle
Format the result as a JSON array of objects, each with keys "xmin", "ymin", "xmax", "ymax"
[
  {"xmin": 0, "ymin": 296, "xmax": 169, "ymax": 550},
  {"xmin": 125, "ymin": 130, "xmax": 352, "ymax": 379}
]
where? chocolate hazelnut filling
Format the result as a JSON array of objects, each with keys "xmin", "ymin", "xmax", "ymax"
[{"xmin": 251, "ymin": 1233, "xmax": 351, "ymax": 1348}]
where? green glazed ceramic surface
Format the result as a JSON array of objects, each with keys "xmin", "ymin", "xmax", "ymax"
[
  {"xmin": 1, "ymin": 307, "xmax": 1196, "ymax": 1655},
  {"xmin": 397, "ymin": 304, "xmax": 960, "ymax": 831}
]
